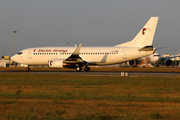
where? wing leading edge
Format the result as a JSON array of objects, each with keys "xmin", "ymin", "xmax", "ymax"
[{"xmin": 64, "ymin": 43, "xmax": 83, "ymax": 63}]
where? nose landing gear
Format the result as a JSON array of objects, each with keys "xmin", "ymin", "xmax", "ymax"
[
  {"xmin": 26, "ymin": 67, "xmax": 30, "ymax": 71},
  {"xmin": 76, "ymin": 62, "xmax": 90, "ymax": 72}
]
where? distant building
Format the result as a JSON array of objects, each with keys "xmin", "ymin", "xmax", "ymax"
[
  {"xmin": 161, "ymin": 53, "xmax": 180, "ymax": 61},
  {"xmin": 161, "ymin": 54, "xmax": 170, "ymax": 58},
  {"xmin": 176, "ymin": 53, "xmax": 180, "ymax": 60},
  {"xmin": 0, "ymin": 59, "xmax": 12, "ymax": 67},
  {"xmin": 0, "ymin": 55, "xmax": 13, "ymax": 67}
]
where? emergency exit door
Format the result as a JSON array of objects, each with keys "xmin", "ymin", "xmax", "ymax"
[{"xmin": 122, "ymin": 49, "xmax": 127, "ymax": 59}]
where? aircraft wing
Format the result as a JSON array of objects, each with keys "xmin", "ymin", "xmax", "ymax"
[
  {"xmin": 161, "ymin": 56, "xmax": 180, "ymax": 60},
  {"xmin": 64, "ymin": 43, "xmax": 84, "ymax": 63}
]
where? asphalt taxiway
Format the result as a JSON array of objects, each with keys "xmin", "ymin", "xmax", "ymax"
[{"xmin": 0, "ymin": 71, "xmax": 180, "ymax": 76}]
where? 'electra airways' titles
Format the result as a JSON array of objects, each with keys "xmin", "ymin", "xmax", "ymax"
[{"xmin": 11, "ymin": 17, "xmax": 159, "ymax": 71}]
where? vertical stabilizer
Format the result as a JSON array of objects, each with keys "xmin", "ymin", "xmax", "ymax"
[{"xmin": 115, "ymin": 17, "xmax": 158, "ymax": 47}]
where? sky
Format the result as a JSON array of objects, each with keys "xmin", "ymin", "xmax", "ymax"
[{"xmin": 0, "ymin": 0, "xmax": 180, "ymax": 57}]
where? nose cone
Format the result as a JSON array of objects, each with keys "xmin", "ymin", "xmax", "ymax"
[
  {"xmin": 11, "ymin": 55, "xmax": 18, "ymax": 63},
  {"xmin": 151, "ymin": 56, "xmax": 160, "ymax": 63},
  {"xmin": 149, "ymin": 54, "xmax": 160, "ymax": 63}
]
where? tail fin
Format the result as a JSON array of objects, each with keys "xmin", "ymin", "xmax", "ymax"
[{"xmin": 115, "ymin": 17, "xmax": 159, "ymax": 47}]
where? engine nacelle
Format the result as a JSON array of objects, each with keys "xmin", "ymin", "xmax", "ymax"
[
  {"xmin": 164, "ymin": 58, "xmax": 172, "ymax": 67},
  {"xmin": 127, "ymin": 60, "xmax": 137, "ymax": 66},
  {"xmin": 48, "ymin": 59, "xmax": 64, "ymax": 68}
]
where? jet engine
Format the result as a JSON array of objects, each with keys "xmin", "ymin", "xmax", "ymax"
[
  {"xmin": 164, "ymin": 58, "xmax": 172, "ymax": 67},
  {"xmin": 48, "ymin": 59, "xmax": 64, "ymax": 68},
  {"xmin": 48, "ymin": 59, "xmax": 77, "ymax": 68},
  {"xmin": 127, "ymin": 60, "xmax": 137, "ymax": 67}
]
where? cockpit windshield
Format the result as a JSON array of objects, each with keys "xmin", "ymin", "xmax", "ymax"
[{"xmin": 18, "ymin": 52, "xmax": 23, "ymax": 55}]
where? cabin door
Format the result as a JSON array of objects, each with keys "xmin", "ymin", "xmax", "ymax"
[
  {"xmin": 122, "ymin": 49, "xmax": 127, "ymax": 59},
  {"xmin": 27, "ymin": 50, "xmax": 32, "ymax": 59}
]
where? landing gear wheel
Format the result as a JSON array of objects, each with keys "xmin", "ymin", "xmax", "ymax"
[
  {"xmin": 76, "ymin": 67, "xmax": 82, "ymax": 71},
  {"xmin": 155, "ymin": 64, "xmax": 159, "ymax": 67},
  {"xmin": 84, "ymin": 67, "xmax": 90, "ymax": 71},
  {"xmin": 26, "ymin": 67, "xmax": 30, "ymax": 71}
]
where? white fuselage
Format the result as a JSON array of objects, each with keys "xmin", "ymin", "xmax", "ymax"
[
  {"xmin": 11, "ymin": 17, "xmax": 159, "ymax": 71},
  {"xmin": 11, "ymin": 46, "xmax": 155, "ymax": 66}
]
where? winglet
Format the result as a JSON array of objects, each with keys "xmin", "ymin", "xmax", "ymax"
[{"xmin": 73, "ymin": 43, "xmax": 82, "ymax": 55}]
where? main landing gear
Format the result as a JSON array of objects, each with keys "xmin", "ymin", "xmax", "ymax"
[
  {"xmin": 76, "ymin": 66, "xmax": 90, "ymax": 71},
  {"xmin": 76, "ymin": 67, "xmax": 82, "ymax": 71},
  {"xmin": 76, "ymin": 63, "xmax": 90, "ymax": 72},
  {"xmin": 84, "ymin": 62, "xmax": 90, "ymax": 71}
]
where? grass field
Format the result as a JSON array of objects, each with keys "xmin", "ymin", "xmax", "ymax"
[{"xmin": 0, "ymin": 71, "xmax": 180, "ymax": 119}]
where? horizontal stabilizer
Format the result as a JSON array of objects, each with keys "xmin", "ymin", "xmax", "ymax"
[{"xmin": 138, "ymin": 46, "xmax": 154, "ymax": 51}]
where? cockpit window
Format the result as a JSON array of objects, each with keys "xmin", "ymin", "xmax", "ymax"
[{"xmin": 18, "ymin": 52, "xmax": 23, "ymax": 55}]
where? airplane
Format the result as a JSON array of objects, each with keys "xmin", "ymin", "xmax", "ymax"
[
  {"xmin": 127, "ymin": 51, "xmax": 173, "ymax": 67},
  {"xmin": 11, "ymin": 17, "xmax": 159, "ymax": 71}
]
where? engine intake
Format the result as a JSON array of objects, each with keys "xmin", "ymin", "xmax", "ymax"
[
  {"xmin": 127, "ymin": 60, "xmax": 137, "ymax": 66},
  {"xmin": 164, "ymin": 58, "xmax": 172, "ymax": 67},
  {"xmin": 48, "ymin": 59, "xmax": 65, "ymax": 68}
]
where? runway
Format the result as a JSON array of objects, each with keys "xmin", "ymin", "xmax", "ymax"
[{"xmin": 1, "ymin": 70, "xmax": 180, "ymax": 76}]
